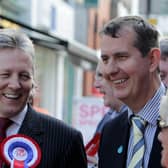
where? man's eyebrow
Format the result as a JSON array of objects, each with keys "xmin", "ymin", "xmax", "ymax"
[
  {"xmin": 101, "ymin": 51, "xmax": 129, "ymax": 58},
  {"xmin": 114, "ymin": 51, "xmax": 129, "ymax": 56}
]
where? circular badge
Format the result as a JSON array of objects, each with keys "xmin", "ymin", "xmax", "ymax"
[{"xmin": 0, "ymin": 134, "xmax": 41, "ymax": 168}]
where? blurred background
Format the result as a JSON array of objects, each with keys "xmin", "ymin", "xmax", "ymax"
[{"xmin": 1, "ymin": 0, "xmax": 167, "ymax": 143}]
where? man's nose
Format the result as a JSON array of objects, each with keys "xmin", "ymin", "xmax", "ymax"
[
  {"xmin": 94, "ymin": 80, "xmax": 101, "ymax": 89},
  {"xmin": 8, "ymin": 76, "xmax": 21, "ymax": 89}
]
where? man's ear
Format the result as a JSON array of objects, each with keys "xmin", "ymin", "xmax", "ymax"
[{"xmin": 148, "ymin": 48, "xmax": 160, "ymax": 72}]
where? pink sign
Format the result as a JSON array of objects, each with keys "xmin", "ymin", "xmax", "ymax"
[{"xmin": 72, "ymin": 97, "xmax": 109, "ymax": 144}]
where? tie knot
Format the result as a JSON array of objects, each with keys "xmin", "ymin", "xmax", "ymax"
[
  {"xmin": 131, "ymin": 116, "xmax": 146, "ymax": 134},
  {"xmin": 0, "ymin": 118, "xmax": 12, "ymax": 131}
]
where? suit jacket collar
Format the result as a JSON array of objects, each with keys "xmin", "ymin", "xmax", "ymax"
[
  {"xmin": 116, "ymin": 111, "xmax": 130, "ymax": 167},
  {"xmin": 148, "ymin": 126, "xmax": 162, "ymax": 167},
  {"xmin": 113, "ymin": 111, "xmax": 162, "ymax": 168},
  {"xmin": 121, "ymin": 111, "xmax": 162, "ymax": 168},
  {"xmin": 18, "ymin": 105, "xmax": 44, "ymax": 145},
  {"xmin": 101, "ymin": 111, "xmax": 130, "ymax": 168}
]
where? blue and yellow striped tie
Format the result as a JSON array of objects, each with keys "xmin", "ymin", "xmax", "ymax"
[{"xmin": 128, "ymin": 116, "xmax": 146, "ymax": 168}]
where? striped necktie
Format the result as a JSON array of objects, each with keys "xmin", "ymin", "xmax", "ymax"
[{"xmin": 128, "ymin": 116, "xmax": 146, "ymax": 168}]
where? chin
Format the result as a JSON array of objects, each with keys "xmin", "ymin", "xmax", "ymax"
[
  {"xmin": 113, "ymin": 91, "xmax": 127, "ymax": 99},
  {"xmin": 6, "ymin": 107, "xmax": 23, "ymax": 117},
  {"xmin": 161, "ymin": 151, "xmax": 168, "ymax": 168},
  {"xmin": 104, "ymin": 100, "xmax": 108, "ymax": 106}
]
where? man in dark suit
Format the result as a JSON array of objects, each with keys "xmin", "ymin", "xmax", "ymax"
[
  {"xmin": 86, "ymin": 60, "xmax": 127, "ymax": 168},
  {"xmin": 0, "ymin": 28, "xmax": 87, "ymax": 168},
  {"xmin": 98, "ymin": 16, "xmax": 165, "ymax": 168}
]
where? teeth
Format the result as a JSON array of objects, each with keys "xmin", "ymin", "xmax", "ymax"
[
  {"xmin": 113, "ymin": 79, "xmax": 126, "ymax": 84},
  {"xmin": 4, "ymin": 93, "xmax": 19, "ymax": 99}
]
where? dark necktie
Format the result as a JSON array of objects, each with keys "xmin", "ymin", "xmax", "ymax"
[{"xmin": 0, "ymin": 118, "xmax": 12, "ymax": 168}]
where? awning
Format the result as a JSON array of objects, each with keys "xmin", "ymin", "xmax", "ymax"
[{"xmin": 0, "ymin": 15, "xmax": 98, "ymax": 68}]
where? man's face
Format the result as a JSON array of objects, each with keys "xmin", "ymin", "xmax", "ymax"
[
  {"xmin": 0, "ymin": 48, "xmax": 34, "ymax": 117},
  {"xmin": 94, "ymin": 62, "xmax": 113, "ymax": 107},
  {"xmin": 100, "ymin": 28, "xmax": 158, "ymax": 112},
  {"xmin": 100, "ymin": 79, "xmax": 123, "ymax": 109},
  {"xmin": 158, "ymin": 128, "xmax": 168, "ymax": 168},
  {"xmin": 160, "ymin": 56, "xmax": 168, "ymax": 87},
  {"xmin": 94, "ymin": 62, "xmax": 122, "ymax": 109}
]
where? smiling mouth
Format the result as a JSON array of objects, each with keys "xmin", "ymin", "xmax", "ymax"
[
  {"xmin": 3, "ymin": 93, "xmax": 21, "ymax": 99},
  {"xmin": 113, "ymin": 78, "xmax": 127, "ymax": 84}
]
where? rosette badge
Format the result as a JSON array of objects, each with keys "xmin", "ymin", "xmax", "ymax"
[
  {"xmin": 159, "ymin": 90, "xmax": 168, "ymax": 128},
  {"xmin": 0, "ymin": 134, "xmax": 41, "ymax": 168}
]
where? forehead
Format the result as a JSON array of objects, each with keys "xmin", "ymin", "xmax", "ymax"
[
  {"xmin": 0, "ymin": 48, "xmax": 33, "ymax": 71},
  {"xmin": 100, "ymin": 27, "xmax": 136, "ymax": 53}
]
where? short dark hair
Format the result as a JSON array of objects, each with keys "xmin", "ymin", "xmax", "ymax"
[
  {"xmin": 160, "ymin": 38, "xmax": 168, "ymax": 58},
  {"xmin": 100, "ymin": 16, "xmax": 159, "ymax": 57}
]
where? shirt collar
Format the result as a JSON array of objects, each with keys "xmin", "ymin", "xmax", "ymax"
[
  {"xmin": 10, "ymin": 104, "xmax": 28, "ymax": 126},
  {"xmin": 120, "ymin": 104, "xmax": 128, "ymax": 113},
  {"xmin": 128, "ymin": 82, "xmax": 166, "ymax": 125}
]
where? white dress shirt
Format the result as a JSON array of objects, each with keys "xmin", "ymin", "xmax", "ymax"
[{"xmin": 7, "ymin": 105, "xmax": 28, "ymax": 136}]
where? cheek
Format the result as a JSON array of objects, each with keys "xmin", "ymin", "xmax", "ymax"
[
  {"xmin": 119, "ymin": 60, "xmax": 140, "ymax": 77},
  {"xmin": 162, "ymin": 150, "xmax": 168, "ymax": 167},
  {"xmin": 158, "ymin": 132, "xmax": 162, "ymax": 143},
  {"xmin": 160, "ymin": 61, "xmax": 168, "ymax": 71},
  {"xmin": 105, "ymin": 95, "xmax": 111, "ymax": 102},
  {"xmin": 23, "ymin": 83, "xmax": 33, "ymax": 93},
  {"xmin": 0, "ymin": 79, "xmax": 9, "ymax": 88},
  {"xmin": 160, "ymin": 133, "xmax": 168, "ymax": 148}
]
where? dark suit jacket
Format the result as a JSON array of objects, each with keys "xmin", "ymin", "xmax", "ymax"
[
  {"xmin": 98, "ymin": 111, "xmax": 162, "ymax": 168},
  {"xmin": 5, "ymin": 105, "xmax": 87, "ymax": 168}
]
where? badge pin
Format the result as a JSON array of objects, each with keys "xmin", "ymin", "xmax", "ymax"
[
  {"xmin": 117, "ymin": 145, "xmax": 123, "ymax": 154},
  {"xmin": 0, "ymin": 134, "xmax": 41, "ymax": 168}
]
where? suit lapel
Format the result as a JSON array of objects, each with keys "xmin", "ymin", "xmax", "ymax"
[
  {"xmin": 148, "ymin": 126, "xmax": 162, "ymax": 167},
  {"xmin": 100, "ymin": 111, "xmax": 130, "ymax": 168},
  {"xmin": 113, "ymin": 111, "xmax": 130, "ymax": 167},
  {"xmin": 18, "ymin": 106, "xmax": 44, "ymax": 146}
]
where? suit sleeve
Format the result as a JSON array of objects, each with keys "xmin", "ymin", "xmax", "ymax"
[{"xmin": 64, "ymin": 130, "xmax": 87, "ymax": 168}]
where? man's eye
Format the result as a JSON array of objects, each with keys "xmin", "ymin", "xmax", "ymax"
[
  {"xmin": 101, "ymin": 56, "xmax": 108, "ymax": 64},
  {"xmin": 20, "ymin": 74, "xmax": 31, "ymax": 80},
  {"xmin": 0, "ymin": 73, "xmax": 9, "ymax": 78},
  {"xmin": 118, "ymin": 55, "xmax": 127, "ymax": 60}
]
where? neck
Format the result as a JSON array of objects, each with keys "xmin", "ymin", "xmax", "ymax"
[{"xmin": 128, "ymin": 77, "xmax": 161, "ymax": 113}]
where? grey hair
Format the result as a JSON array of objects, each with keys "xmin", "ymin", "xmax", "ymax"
[
  {"xmin": 0, "ymin": 28, "xmax": 36, "ymax": 89},
  {"xmin": 0, "ymin": 28, "xmax": 35, "ymax": 59}
]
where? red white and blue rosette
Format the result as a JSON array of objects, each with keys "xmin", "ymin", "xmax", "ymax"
[{"xmin": 0, "ymin": 134, "xmax": 41, "ymax": 168}]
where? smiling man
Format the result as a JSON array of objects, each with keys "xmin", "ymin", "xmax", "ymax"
[
  {"xmin": 94, "ymin": 60, "xmax": 125, "ymax": 113},
  {"xmin": 0, "ymin": 28, "xmax": 87, "ymax": 168},
  {"xmin": 86, "ymin": 60, "xmax": 127, "ymax": 168},
  {"xmin": 98, "ymin": 16, "xmax": 165, "ymax": 168}
]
